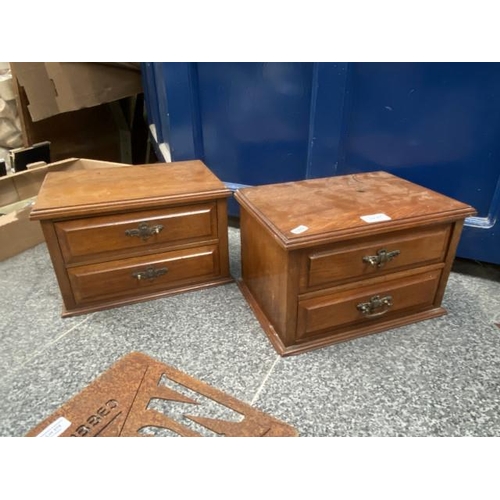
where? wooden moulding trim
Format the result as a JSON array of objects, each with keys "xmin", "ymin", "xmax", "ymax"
[
  {"xmin": 61, "ymin": 275, "xmax": 234, "ymax": 317},
  {"xmin": 30, "ymin": 190, "xmax": 232, "ymax": 221},
  {"xmin": 280, "ymin": 307, "xmax": 447, "ymax": 356},
  {"xmin": 238, "ymin": 276, "xmax": 448, "ymax": 357},
  {"xmin": 298, "ymin": 262, "xmax": 446, "ymax": 300},
  {"xmin": 63, "ymin": 238, "xmax": 222, "ymax": 269},
  {"xmin": 235, "ymin": 195, "xmax": 476, "ymax": 250}
]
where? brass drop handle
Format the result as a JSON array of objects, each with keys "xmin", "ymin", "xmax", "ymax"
[
  {"xmin": 125, "ymin": 222, "xmax": 164, "ymax": 241},
  {"xmin": 363, "ymin": 248, "xmax": 400, "ymax": 268},
  {"xmin": 132, "ymin": 266, "xmax": 168, "ymax": 281},
  {"xmin": 357, "ymin": 295, "xmax": 393, "ymax": 318}
]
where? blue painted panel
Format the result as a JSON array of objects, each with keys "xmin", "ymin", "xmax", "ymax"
[
  {"xmin": 338, "ymin": 63, "xmax": 500, "ymax": 218},
  {"xmin": 332, "ymin": 62, "xmax": 500, "ymax": 264},
  {"xmin": 142, "ymin": 62, "xmax": 500, "ymax": 264},
  {"xmin": 140, "ymin": 63, "xmax": 163, "ymax": 144},
  {"xmin": 196, "ymin": 62, "xmax": 314, "ymax": 185},
  {"xmin": 153, "ymin": 63, "xmax": 173, "ymax": 148},
  {"xmin": 154, "ymin": 63, "xmax": 202, "ymax": 160},
  {"xmin": 305, "ymin": 62, "xmax": 349, "ymax": 179}
]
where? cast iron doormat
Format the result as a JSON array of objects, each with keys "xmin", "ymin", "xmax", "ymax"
[{"xmin": 27, "ymin": 352, "xmax": 298, "ymax": 437}]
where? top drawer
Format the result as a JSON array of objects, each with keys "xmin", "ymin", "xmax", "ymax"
[
  {"xmin": 301, "ymin": 224, "xmax": 451, "ymax": 290},
  {"xmin": 56, "ymin": 202, "xmax": 217, "ymax": 265}
]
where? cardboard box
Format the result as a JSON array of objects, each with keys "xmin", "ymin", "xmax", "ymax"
[
  {"xmin": 0, "ymin": 158, "xmax": 128, "ymax": 261},
  {"xmin": 0, "ymin": 196, "xmax": 41, "ymax": 262},
  {"xmin": 9, "ymin": 63, "xmax": 146, "ymax": 165},
  {"xmin": 9, "ymin": 63, "xmax": 142, "ymax": 122}
]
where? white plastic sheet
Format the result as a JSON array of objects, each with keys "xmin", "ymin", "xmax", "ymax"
[{"xmin": 0, "ymin": 62, "xmax": 23, "ymax": 169}]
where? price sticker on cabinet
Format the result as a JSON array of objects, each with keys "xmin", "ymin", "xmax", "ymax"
[
  {"xmin": 290, "ymin": 225, "xmax": 309, "ymax": 235},
  {"xmin": 360, "ymin": 213, "xmax": 392, "ymax": 223}
]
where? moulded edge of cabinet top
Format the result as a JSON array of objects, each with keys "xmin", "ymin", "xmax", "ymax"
[
  {"xmin": 234, "ymin": 171, "xmax": 476, "ymax": 250},
  {"xmin": 30, "ymin": 161, "xmax": 231, "ymax": 220}
]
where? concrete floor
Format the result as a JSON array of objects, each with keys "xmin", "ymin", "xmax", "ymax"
[{"xmin": 1, "ymin": 227, "xmax": 499, "ymax": 437}]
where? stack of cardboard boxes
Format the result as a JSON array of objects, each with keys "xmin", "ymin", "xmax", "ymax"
[{"xmin": 0, "ymin": 62, "xmax": 144, "ymax": 261}]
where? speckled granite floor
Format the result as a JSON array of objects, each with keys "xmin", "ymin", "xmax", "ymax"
[{"xmin": 0, "ymin": 227, "xmax": 499, "ymax": 437}]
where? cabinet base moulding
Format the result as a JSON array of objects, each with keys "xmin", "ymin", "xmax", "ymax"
[
  {"xmin": 238, "ymin": 279, "xmax": 446, "ymax": 356},
  {"xmin": 62, "ymin": 276, "xmax": 234, "ymax": 318}
]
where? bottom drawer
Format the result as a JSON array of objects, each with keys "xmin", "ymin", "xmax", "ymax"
[
  {"xmin": 68, "ymin": 244, "xmax": 220, "ymax": 305},
  {"xmin": 297, "ymin": 269, "xmax": 441, "ymax": 340}
]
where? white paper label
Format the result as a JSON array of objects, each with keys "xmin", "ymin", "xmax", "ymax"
[
  {"xmin": 360, "ymin": 213, "xmax": 392, "ymax": 223},
  {"xmin": 290, "ymin": 225, "xmax": 309, "ymax": 235},
  {"xmin": 36, "ymin": 416, "xmax": 71, "ymax": 437}
]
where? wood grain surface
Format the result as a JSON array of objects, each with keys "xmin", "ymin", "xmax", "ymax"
[
  {"xmin": 236, "ymin": 171, "xmax": 476, "ymax": 355},
  {"xmin": 30, "ymin": 160, "xmax": 232, "ymax": 316},
  {"xmin": 31, "ymin": 161, "xmax": 231, "ymax": 220},
  {"xmin": 235, "ymin": 171, "xmax": 476, "ymax": 249}
]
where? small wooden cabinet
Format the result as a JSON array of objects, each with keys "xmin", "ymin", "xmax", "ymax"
[
  {"xmin": 30, "ymin": 161, "xmax": 232, "ymax": 316},
  {"xmin": 235, "ymin": 171, "xmax": 476, "ymax": 356}
]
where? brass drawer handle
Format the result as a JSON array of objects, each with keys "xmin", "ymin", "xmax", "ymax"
[
  {"xmin": 132, "ymin": 266, "xmax": 168, "ymax": 281},
  {"xmin": 357, "ymin": 295, "xmax": 393, "ymax": 318},
  {"xmin": 363, "ymin": 248, "xmax": 400, "ymax": 268},
  {"xmin": 125, "ymin": 222, "xmax": 164, "ymax": 241}
]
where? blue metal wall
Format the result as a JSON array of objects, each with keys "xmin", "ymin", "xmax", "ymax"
[
  {"xmin": 142, "ymin": 62, "xmax": 500, "ymax": 265},
  {"xmin": 196, "ymin": 62, "xmax": 314, "ymax": 186}
]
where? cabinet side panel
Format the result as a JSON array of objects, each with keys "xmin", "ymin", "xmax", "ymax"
[
  {"xmin": 434, "ymin": 219, "xmax": 465, "ymax": 306},
  {"xmin": 240, "ymin": 207, "xmax": 290, "ymax": 339},
  {"xmin": 40, "ymin": 220, "xmax": 76, "ymax": 312},
  {"xmin": 216, "ymin": 198, "xmax": 230, "ymax": 278}
]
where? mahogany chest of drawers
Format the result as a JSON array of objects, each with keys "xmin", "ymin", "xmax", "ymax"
[
  {"xmin": 235, "ymin": 171, "xmax": 476, "ymax": 356},
  {"xmin": 30, "ymin": 161, "xmax": 232, "ymax": 316}
]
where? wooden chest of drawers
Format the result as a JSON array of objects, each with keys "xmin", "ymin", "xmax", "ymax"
[
  {"xmin": 234, "ymin": 171, "xmax": 476, "ymax": 356},
  {"xmin": 30, "ymin": 161, "xmax": 232, "ymax": 316}
]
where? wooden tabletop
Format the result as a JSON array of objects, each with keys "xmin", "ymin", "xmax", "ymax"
[
  {"xmin": 30, "ymin": 161, "xmax": 231, "ymax": 220},
  {"xmin": 235, "ymin": 171, "xmax": 476, "ymax": 248}
]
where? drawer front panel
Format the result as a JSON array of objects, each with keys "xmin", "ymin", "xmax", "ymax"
[
  {"xmin": 68, "ymin": 245, "xmax": 220, "ymax": 305},
  {"xmin": 297, "ymin": 269, "xmax": 441, "ymax": 339},
  {"xmin": 303, "ymin": 225, "xmax": 450, "ymax": 290},
  {"xmin": 56, "ymin": 203, "xmax": 217, "ymax": 265}
]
